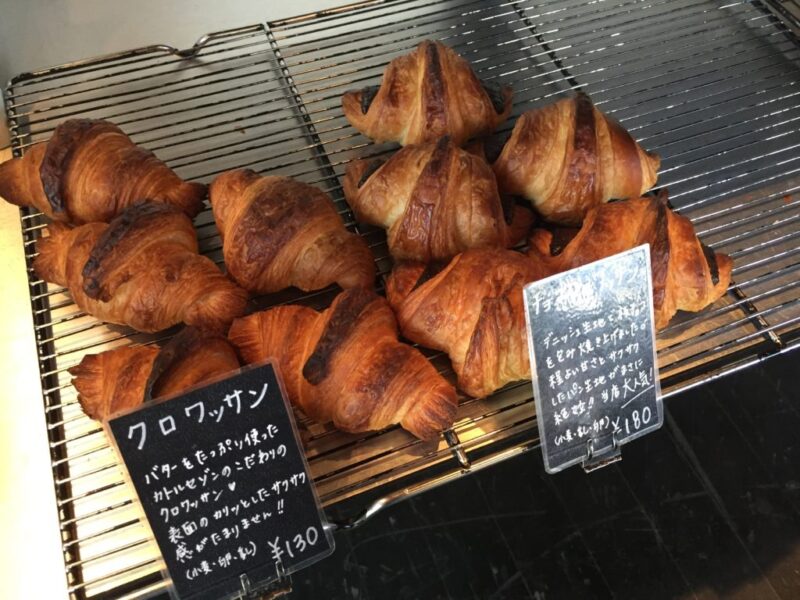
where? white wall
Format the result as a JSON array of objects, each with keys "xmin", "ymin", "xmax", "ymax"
[{"xmin": 0, "ymin": 0, "xmax": 344, "ymax": 147}]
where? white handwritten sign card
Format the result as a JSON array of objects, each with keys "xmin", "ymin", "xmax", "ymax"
[
  {"xmin": 107, "ymin": 362, "xmax": 334, "ymax": 600},
  {"xmin": 523, "ymin": 245, "xmax": 663, "ymax": 474}
]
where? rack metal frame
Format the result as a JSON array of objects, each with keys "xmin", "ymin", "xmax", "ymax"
[{"xmin": 4, "ymin": 0, "xmax": 800, "ymax": 597}]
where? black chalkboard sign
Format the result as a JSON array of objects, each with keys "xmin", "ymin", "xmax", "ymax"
[
  {"xmin": 523, "ymin": 245, "xmax": 663, "ymax": 474},
  {"xmin": 107, "ymin": 362, "xmax": 334, "ymax": 600}
]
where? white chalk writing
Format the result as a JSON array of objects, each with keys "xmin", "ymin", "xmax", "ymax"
[
  {"xmin": 127, "ymin": 383, "xmax": 272, "ymax": 451},
  {"xmin": 524, "ymin": 245, "xmax": 662, "ymax": 472},
  {"xmin": 109, "ymin": 365, "xmax": 332, "ymax": 596}
]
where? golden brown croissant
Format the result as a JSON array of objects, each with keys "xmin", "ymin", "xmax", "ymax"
[
  {"xmin": 228, "ymin": 288, "xmax": 458, "ymax": 440},
  {"xmin": 343, "ymin": 137, "xmax": 533, "ymax": 262},
  {"xmin": 386, "ymin": 249, "xmax": 550, "ymax": 398},
  {"xmin": 0, "ymin": 119, "xmax": 205, "ymax": 223},
  {"xmin": 493, "ymin": 92, "xmax": 660, "ymax": 225},
  {"xmin": 210, "ymin": 169, "xmax": 375, "ymax": 294},
  {"xmin": 70, "ymin": 328, "xmax": 240, "ymax": 421},
  {"xmin": 342, "ymin": 40, "xmax": 512, "ymax": 146},
  {"xmin": 34, "ymin": 202, "xmax": 249, "ymax": 333},
  {"xmin": 527, "ymin": 193, "xmax": 733, "ymax": 329}
]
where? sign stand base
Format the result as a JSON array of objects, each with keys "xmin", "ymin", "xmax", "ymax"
[
  {"xmin": 582, "ymin": 434, "xmax": 622, "ymax": 473},
  {"xmin": 236, "ymin": 561, "xmax": 292, "ymax": 600}
]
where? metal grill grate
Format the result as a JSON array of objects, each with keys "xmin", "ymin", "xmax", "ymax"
[
  {"xmin": 4, "ymin": 0, "xmax": 800, "ymax": 598},
  {"xmin": 766, "ymin": 0, "xmax": 800, "ymax": 35}
]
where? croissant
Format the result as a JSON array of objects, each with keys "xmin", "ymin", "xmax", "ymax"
[
  {"xmin": 342, "ymin": 40, "xmax": 512, "ymax": 146},
  {"xmin": 70, "ymin": 328, "xmax": 240, "ymax": 421},
  {"xmin": 228, "ymin": 288, "xmax": 458, "ymax": 440},
  {"xmin": 386, "ymin": 249, "xmax": 549, "ymax": 398},
  {"xmin": 33, "ymin": 202, "xmax": 248, "ymax": 333},
  {"xmin": 493, "ymin": 92, "xmax": 660, "ymax": 225},
  {"xmin": 210, "ymin": 170, "xmax": 375, "ymax": 294},
  {"xmin": 343, "ymin": 137, "xmax": 533, "ymax": 262},
  {"xmin": 527, "ymin": 193, "xmax": 733, "ymax": 329},
  {"xmin": 0, "ymin": 119, "xmax": 205, "ymax": 223}
]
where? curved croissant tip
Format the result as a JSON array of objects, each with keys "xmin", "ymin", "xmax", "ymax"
[
  {"xmin": 402, "ymin": 383, "xmax": 458, "ymax": 441},
  {"xmin": 649, "ymin": 150, "xmax": 662, "ymax": 171},
  {"xmin": 341, "ymin": 89, "xmax": 363, "ymax": 118},
  {"xmin": 43, "ymin": 220, "xmax": 72, "ymax": 236},
  {"xmin": 342, "ymin": 88, "xmax": 360, "ymax": 104},
  {"xmin": 67, "ymin": 356, "xmax": 91, "ymax": 378},
  {"xmin": 68, "ymin": 352, "xmax": 102, "ymax": 405},
  {"xmin": 0, "ymin": 155, "xmax": 31, "ymax": 209},
  {"xmin": 342, "ymin": 159, "xmax": 372, "ymax": 203},
  {"xmin": 647, "ymin": 188, "xmax": 674, "ymax": 211}
]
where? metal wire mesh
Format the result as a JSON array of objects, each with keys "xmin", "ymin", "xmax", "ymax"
[
  {"xmin": 765, "ymin": 0, "xmax": 800, "ymax": 35},
  {"xmin": 3, "ymin": 0, "xmax": 799, "ymax": 597}
]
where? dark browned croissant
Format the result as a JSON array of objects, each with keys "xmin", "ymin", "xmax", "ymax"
[
  {"xmin": 70, "ymin": 328, "xmax": 240, "ymax": 421},
  {"xmin": 343, "ymin": 137, "xmax": 533, "ymax": 262},
  {"xmin": 210, "ymin": 170, "xmax": 375, "ymax": 294},
  {"xmin": 527, "ymin": 193, "xmax": 733, "ymax": 329},
  {"xmin": 34, "ymin": 202, "xmax": 248, "ymax": 333},
  {"xmin": 493, "ymin": 92, "xmax": 660, "ymax": 225},
  {"xmin": 0, "ymin": 119, "xmax": 205, "ymax": 223},
  {"xmin": 342, "ymin": 40, "xmax": 512, "ymax": 146},
  {"xmin": 386, "ymin": 249, "xmax": 549, "ymax": 398},
  {"xmin": 228, "ymin": 288, "xmax": 458, "ymax": 440}
]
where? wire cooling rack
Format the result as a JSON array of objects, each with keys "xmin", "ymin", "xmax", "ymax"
[{"xmin": 4, "ymin": 0, "xmax": 800, "ymax": 597}]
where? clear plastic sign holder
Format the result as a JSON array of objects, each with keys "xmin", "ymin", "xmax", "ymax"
[
  {"xmin": 105, "ymin": 361, "xmax": 334, "ymax": 600},
  {"xmin": 523, "ymin": 245, "xmax": 663, "ymax": 474},
  {"xmin": 583, "ymin": 431, "xmax": 622, "ymax": 473},
  {"xmin": 236, "ymin": 563, "xmax": 291, "ymax": 600}
]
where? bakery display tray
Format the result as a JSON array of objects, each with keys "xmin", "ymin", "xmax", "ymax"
[{"xmin": 4, "ymin": 0, "xmax": 800, "ymax": 597}]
